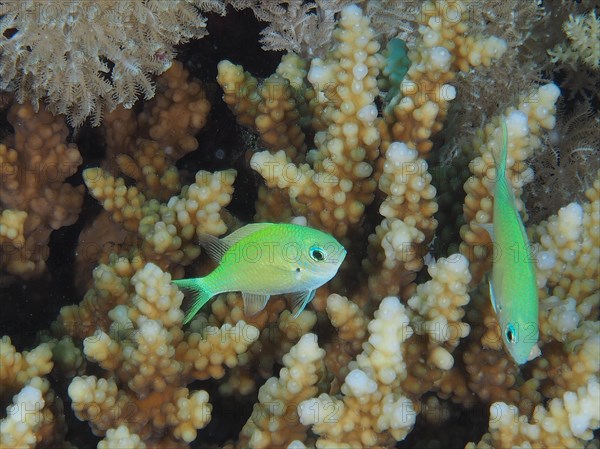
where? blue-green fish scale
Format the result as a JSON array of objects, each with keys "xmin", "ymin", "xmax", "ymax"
[
  {"xmin": 490, "ymin": 114, "xmax": 539, "ymax": 365},
  {"xmin": 174, "ymin": 223, "xmax": 346, "ymax": 323}
]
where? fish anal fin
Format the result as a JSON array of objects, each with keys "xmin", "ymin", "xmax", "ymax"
[
  {"xmin": 222, "ymin": 223, "xmax": 274, "ymax": 247},
  {"xmin": 242, "ymin": 292, "xmax": 270, "ymax": 316},
  {"xmin": 198, "ymin": 234, "xmax": 230, "ymax": 263},
  {"xmin": 289, "ymin": 290, "xmax": 316, "ymax": 318}
]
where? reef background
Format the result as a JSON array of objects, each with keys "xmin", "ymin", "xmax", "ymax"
[
  {"xmin": 0, "ymin": 4, "xmax": 276, "ymax": 348},
  {"xmin": 0, "ymin": 1, "xmax": 598, "ymax": 448}
]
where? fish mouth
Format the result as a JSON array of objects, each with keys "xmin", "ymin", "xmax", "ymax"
[{"xmin": 510, "ymin": 343, "xmax": 541, "ymax": 365}]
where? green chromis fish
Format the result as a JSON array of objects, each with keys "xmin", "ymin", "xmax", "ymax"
[
  {"xmin": 480, "ymin": 113, "xmax": 540, "ymax": 364},
  {"xmin": 173, "ymin": 222, "xmax": 347, "ymax": 324}
]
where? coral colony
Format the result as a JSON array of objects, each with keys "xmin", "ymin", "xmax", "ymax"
[{"xmin": 0, "ymin": 1, "xmax": 598, "ymax": 448}]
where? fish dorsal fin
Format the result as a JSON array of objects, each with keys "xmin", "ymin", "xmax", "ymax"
[
  {"xmin": 222, "ymin": 223, "xmax": 274, "ymax": 247},
  {"xmin": 289, "ymin": 290, "xmax": 316, "ymax": 318},
  {"xmin": 242, "ymin": 292, "xmax": 270, "ymax": 316},
  {"xmin": 198, "ymin": 234, "xmax": 230, "ymax": 263},
  {"xmin": 199, "ymin": 223, "xmax": 274, "ymax": 263}
]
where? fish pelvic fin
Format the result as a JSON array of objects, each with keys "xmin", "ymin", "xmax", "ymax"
[
  {"xmin": 172, "ymin": 278, "xmax": 214, "ymax": 324},
  {"xmin": 242, "ymin": 292, "xmax": 271, "ymax": 316},
  {"xmin": 289, "ymin": 289, "xmax": 316, "ymax": 318}
]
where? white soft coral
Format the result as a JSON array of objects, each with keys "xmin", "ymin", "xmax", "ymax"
[{"xmin": 0, "ymin": 0, "xmax": 224, "ymax": 126}]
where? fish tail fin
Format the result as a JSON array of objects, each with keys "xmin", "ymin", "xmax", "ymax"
[
  {"xmin": 492, "ymin": 118, "xmax": 509, "ymax": 180},
  {"xmin": 172, "ymin": 278, "xmax": 214, "ymax": 324}
]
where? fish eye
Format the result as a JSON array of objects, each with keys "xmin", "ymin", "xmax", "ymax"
[
  {"xmin": 309, "ymin": 246, "xmax": 326, "ymax": 262},
  {"xmin": 505, "ymin": 323, "xmax": 516, "ymax": 344}
]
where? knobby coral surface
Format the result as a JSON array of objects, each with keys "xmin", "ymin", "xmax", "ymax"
[
  {"xmin": 0, "ymin": 103, "xmax": 84, "ymax": 282},
  {"xmin": 0, "ymin": 2, "xmax": 598, "ymax": 449}
]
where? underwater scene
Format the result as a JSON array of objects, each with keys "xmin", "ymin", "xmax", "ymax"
[{"xmin": 0, "ymin": 1, "xmax": 598, "ymax": 448}]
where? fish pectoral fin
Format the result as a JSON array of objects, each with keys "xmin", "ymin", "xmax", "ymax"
[
  {"xmin": 489, "ymin": 280, "xmax": 501, "ymax": 314},
  {"xmin": 528, "ymin": 344, "xmax": 541, "ymax": 361},
  {"xmin": 289, "ymin": 290, "xmax": 316, "ymax": 318},
  {"xmin": 198, "ymin": 234, "xmax": 230, "ymax": 263},
  {"xmin": 242, "ymin": 292, "xmax": 270, "ymax": 316},
  {"xmin": 474, "ymin": 222, "xmax": 495, "ymax": 242}
]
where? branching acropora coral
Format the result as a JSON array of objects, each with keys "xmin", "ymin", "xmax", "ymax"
[
  {"xmin": 75, "ymin": 62, "xmax": 237, "ymax": 288},
  {"xmin": 407, "ymin": 254, "xmax": 471, "ymax": 370},
  {"xmin": 68, "ymin": 263, "xmax": 258, "ymax": 445},
  {"xmin": 221, "ymin": 4, "xmax": 383, "ymax": 239},
  {"xmin": 467, "ymin": 379, "xmax": 600, "ymax": 449},
  {"xmin": 380, "ymin": 0, "xmax": 508, "ymax": 156},
  {"xmin": 460, "ymin": 83, "xmax": 561, "ymax": 283},
  {"xmin": 0, "ymin": 103, "xmax": 84, "ymax": 281},
  {"xmin": 0, "ymin": 338, "xmax": 69, "ymax": 449},
  {"xmin": 299, "ymin": 297, "xmax": 416, "ymax": 447},
  {"xmin": 239, "ymin": 334, "xmax": 327, "ymax": 449},
  {"xmin": 362, "ymin": 142, "xmax": 438, "ymax": 301}
]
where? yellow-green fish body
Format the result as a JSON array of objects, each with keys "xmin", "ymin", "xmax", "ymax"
[
  {"xmin": 173, "ymin": 223, "xmax": 346, "ymax": 323},
  {"xmin": 484, "ymin": 113, "xmax": 539, "ymax": 364}
]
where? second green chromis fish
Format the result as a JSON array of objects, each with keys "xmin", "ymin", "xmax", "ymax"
[
  {"xmin": 480, "ymin": 113, "xmax": 540, "ymax": 365},
  {"xmin": 173, "ymin": 222, "xmax": 347, "ymax": 324}
]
